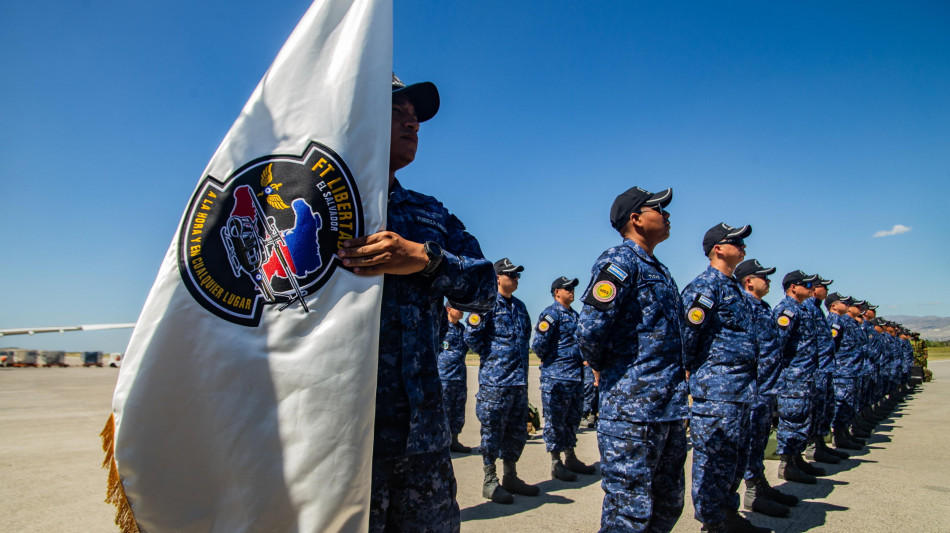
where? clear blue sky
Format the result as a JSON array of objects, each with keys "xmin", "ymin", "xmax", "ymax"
[{"xmin": 2, "ymin": 1, "xmax": 948, "ymax": 352}]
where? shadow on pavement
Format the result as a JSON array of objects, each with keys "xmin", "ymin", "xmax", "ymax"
[{"xmin": 461, "ymin": 470, "xmax": 602, "ymax": 522}]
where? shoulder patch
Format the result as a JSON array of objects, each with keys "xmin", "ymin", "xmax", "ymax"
[
  {"xmin": 781, "ymin": 308, "xmax": 795, "ymax": 318},
  {"xmin": 544, "ymin": 314, "xmax": 556, "ymax": 323},
  {"xmin": 537, "ymin": 321, "xmax": 550, "ymax": 332},
  {"xmin": 606, "ymin": 263, "xmax": 628, "ymax": 282},
  {"xmin": 593, "ymin": 280, "xmax": 617, "ymax": 303},
  {"xmin": 777, "ymin": 315, "xmax": 791, "ymax": 328},
  {"xmin": 468, "ymin": 314, "xmax": 481, "ymax": 326},
  {"xmin": 831, "ymin": 323, "xmax": 841, "ymax": 338},
  {"xmin": 686, "ymin": 293, "xmax": 713, "ymax": 328},
  {"xmin": 442, "ymin": 340, "xmax": 449, "ymax": 350}
]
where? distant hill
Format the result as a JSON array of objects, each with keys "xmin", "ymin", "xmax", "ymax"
[{"xmin": 884, "ymin": 315, "xmax": 950, "ymax": 341}]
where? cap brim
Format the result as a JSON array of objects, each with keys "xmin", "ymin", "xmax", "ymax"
[
  {"xmin": 497, "ymin": 265, "xmax": 525, "ymax": 274},
  {"xmin": 393, "ymin": 82, "xmax": 440, "ymax": 122},
  {"xmin": 758, "ymin": 266, "xmax": 776, "ymax": 276},
  {"xmin": 643, "ymin": 188, "xmax": 673, "ymax": 208},
  {"xmin": 725, "ymin": 224, "xmax": 752, "ymax": 239}
]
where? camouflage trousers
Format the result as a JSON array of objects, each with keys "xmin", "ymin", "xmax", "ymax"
[
  {"xmin": 777, "ymin": 379, "xmax": 813, "ymax": 455},
  {"xmin": 440, "ymin": 379, "xmax": 467, "ymax": 436},
  {"xmin": 476, "ymin": 384, "xmax": 528, "ymax": 465},
  {"xmin": 369, "ymin": 448, "xmax": 460, "ymax": 533},
  {"xmin": 583, "ymin": 365, "xmax": 599, "ymax": 416},
  {"xmin": 598, "ymin": 419, "xmax": 687, "ymax": 533},
  {"xmin": 810, "ymin": 372, "xmax": 835, "ymax": 438},
  {"xmin": 832, "ymin": 376, "xmax": 858, "ymax": 429},
  {"xmin": 541, "ymin": 379, "xmax": 584, "ymax": 453},
  {"xmin": 744, "ymin": 395, "xmax": 776, "ymax": 481},
  {"xmin": 690, "ymin": 399, "xmax": 751, "ymax": 525}
]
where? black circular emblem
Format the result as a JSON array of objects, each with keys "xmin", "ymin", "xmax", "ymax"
[{"xmin": 177, "ymin": 141, "xmax": 363, "ymax": 326}]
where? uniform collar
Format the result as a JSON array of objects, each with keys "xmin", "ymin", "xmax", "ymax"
[{"xmin": 623, "ymin": 239, "xmax": 663, "ymax": 268}]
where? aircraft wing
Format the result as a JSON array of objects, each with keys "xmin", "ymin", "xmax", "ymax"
[{"xmin": 0, "ymin": 323, "xmax": 136, "ymax": 337}]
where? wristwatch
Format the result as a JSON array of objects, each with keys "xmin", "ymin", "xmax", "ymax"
[{"xmin": 420, "ymin": 241, "xmax": 444, "ymax": 278}]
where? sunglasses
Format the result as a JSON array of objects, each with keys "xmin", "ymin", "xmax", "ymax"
[
  {"xmin": 503, "ymin": 272, "xmax": 521, "ymax": 279},
  {"xmin": 717, "ymin": 238, "xmax": 745, "ymax": 247},
  {"xmin": 639, "ymin": 206, "xmax": 668, "ymax": 216}
]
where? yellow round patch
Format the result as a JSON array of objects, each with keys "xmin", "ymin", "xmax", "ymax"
[
  {"xmin": 688, "ymin": 307, "xmax": 705, "ymax": 325},
  {"xmin": 777, "ymin": 315, "xmax": 791, "ymax": 327},
  {"xmin": 593, "ymin": 280, "xmax": 616, "ymax": 302},
  {"xmin": 831, "ymin": 328, "xmax": 838, "ymax": 338},
  {"xmin": 538, "ymin": 321, "xmax": 550, "ymax": 332},
  {"xmin": 468, "ymin": 314, "xmax": 481, "ymax": 326}
]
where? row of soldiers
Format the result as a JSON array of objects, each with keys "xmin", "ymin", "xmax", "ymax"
[{"xmin": 434, "ymin": 184, "xmax": 921, "ymax": 533}]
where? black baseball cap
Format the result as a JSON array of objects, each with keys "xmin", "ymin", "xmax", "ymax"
[
  {"xmin": 551, "ymin": 276, "xmax": 579, "ymax": 294},
  {"xmin": 815, "ymin": 275, "xmax": 834, "ymax": 287},
  {"xmin": 825, "ymin": 292, "xmax": 844, "ymax": 309},
  {"xmin": 609, "ymin": 187, "xmax": 672, "ymax": 231},
  {"xmin": 702, "ymin": 223, "xmax": 752, "ymax": 255},
  {"xmin": 392, "ymin": 73, "xmax": 440, "ymax": 123},
  {"xmin": 734, "ymin": 259, "xmax": 775, "ymax": 281},
  {"xmin": 781, "ymin": 270, "xmax": 818, "ymax": 292},
  {"xmin": 493, "ymin": 258, "xmax": 524, "ymax": 275}
]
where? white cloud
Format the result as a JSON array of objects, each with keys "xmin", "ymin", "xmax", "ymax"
[{"xmin": 873, "ymin": 224, "xmax": 912, "ymax": 238}]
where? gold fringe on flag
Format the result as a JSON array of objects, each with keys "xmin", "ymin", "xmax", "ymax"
[{"xmin": 101, "ymin": 414, "xmax": 141, "ymax": 533}]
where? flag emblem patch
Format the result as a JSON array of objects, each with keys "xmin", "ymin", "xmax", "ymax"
[{"xmin": 177, "ymin": 142, "xmax": 363, "ymax": 326}]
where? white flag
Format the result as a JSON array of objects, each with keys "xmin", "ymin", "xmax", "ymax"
[{"xmin": 106, "ymin": 1, "xmax": 392, "ymax": 531}]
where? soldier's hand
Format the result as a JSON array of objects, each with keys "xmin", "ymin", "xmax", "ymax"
[{"xmin": 337, "ymin": 231, "xmax": 428, "ymax": 276}]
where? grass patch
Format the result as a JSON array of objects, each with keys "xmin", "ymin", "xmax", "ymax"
[{"xmin": 927, "ymin": 346, "xmax": 950, "ymax": 361}]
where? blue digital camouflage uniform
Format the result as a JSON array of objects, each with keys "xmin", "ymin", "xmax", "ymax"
[
  {"xmin": 681, "ymin": 266, "xmax": 756, "ymax": 526},
  {"xmin": 577, "ymin": 239, "xmax": 688, "ymax": 533},
  {"xmin": 531, "ymin": 301, "xmax": 584, "ymax": 453},
  {"xmin": 806, "ymin": 298, "xmax": 836, "ymax": 440},
  {"xmin": 858, "ymin": 321, "xmax": 877, "ymax": 409},
  {"xmin": 583, "ymin": 364, "xmax": 599, "ymax": 419},
  {"xmin": 370, "ymin": 179, "xmax": 496, "ymax": 533},
  {"xmin": 829, "ymin": 313, "xmax": 863, "ymax": 430},
  {"xmin": 438, "ymin": 321, "xmax": 469, "ymax": 436},
  {"xmin": 744, "ymin": 294, "xmax": 784, "ymax": 482},
  {"xmin": 773, "ymin": 296, "xmax": 818, "ymax": 456},
  {"xmin": 465, "ymin": 291, "xmax": 532, "ymax": 466}
]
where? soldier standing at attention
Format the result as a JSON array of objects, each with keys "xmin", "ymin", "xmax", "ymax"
[
  {"xmin": 339, "ymin": 74, "xmax": 496, "ymax": 533},
  {"xmin": 803, "ymin": 276, "xmax": 846, "ymax": 465},
  {"xmin": 438, "ymin": 303, "xmax": 473, "ymax": 454},
  {"xmin": 773, "ymin": 271, "xmax": 826, "ymax": 485},
  {"xmin": 532, "ymin": 276, "xmax": 598, "ymax": 481},
  {"xmin": 825, "ymin": 294, "xmax": 865, "ymax": 451},
  {"xmin": 734, "ymin": 259, "xmax": 799, "ymax": 519},
  {"xmin": 577, "ymin": 186, "xmax": 689, "ymax": 533},
  {"xmin": 681, "ymin": 223, "xmax": 768, "ymax": 533},
  {"xmin": 465, "ymin": 258, "xmax": 538, "ymax": 504}
]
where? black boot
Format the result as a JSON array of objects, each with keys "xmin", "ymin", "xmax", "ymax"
[
  {"xmin": 779, "ymin": 454, "xmax": 817, "ymax": 484},
  {"xmin": 502, "ymin": 460, "xmax": 539, "ymax": 496},
  {"xmin": 743, "ymin": 478, "xmax": 790, "ymax": 517},
  {"xmin": 587, "ymin": 414, "xmax": 597, "ymax": 429},
  {"xmin": 850, "ymin": 423, "xmax": 871, "ymax": 440},
  {"xmin": 449, "ymin": 434, "xmax": 471, "ymax": 454},
  {"xmin": 806, "ymin": 441, "xmax": 841, "ymax": 464},
  {"xmin": 794, "ymin": 453, "xmax": 827, "ymax": 476},
  {"xmin": 757, "ymin": 476, "xmax": 799, "ymax": 507},
  {"xmin": 550, "ymin": 452, "xmax": 577, "ymax": 481},
  {"xmin": 482, "ymin": 463, "xmax": 513, "ymax": 504},
  {"xmin": 818, "ymin": 436, "xmax": 849, "ymax": 459},
  {"xmin": 700, "ymin": 522, "xmax": 729, "ymax": 532},
  {"xmin": 833, "ymin": 427, "xmax": 862, "ymax": 450},
  {"xmin": 564, "ymin": 448, "xmax": 597, "ymax": 475}
]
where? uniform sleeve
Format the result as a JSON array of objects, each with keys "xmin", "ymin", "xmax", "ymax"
[
  {"xmin": 576, "ymin": 257, "xmax": 635, "ymax": 372},
  {"xmin": 773, "ymin": 305, "xmax": 797, "ymax": 354},
  {"xmin": 530, "ymin": 309, "xmax": 558, "ymax": 362},
  {"xmin": 433, "ymin": 213, "xmax": 496, "ymax": 314},
  {"xmin": 463, "ymin": 309, "xmax": 492, "ymax": 356},
  {"xmin": 680, "ymin": 283, "xmax": 716, "ymax": 371}
]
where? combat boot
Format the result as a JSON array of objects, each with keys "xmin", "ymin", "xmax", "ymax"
[
  {"xmin": 482, "ymin": 463, "xmax": 513, "ymax": 504},
  {"xmin": 700, "ymin": 522, "xmax": 729, "ymax": 532},
  {"xmin": 564, "ymin": 448, "xmax": 597, "ymax": 475},
  {"xmin": 778, "ymin": 454, "xmax": 816, "ymax": 484},
  {"xmin": 794, "ymin": 453, "xmax": 827, "ymax": 476},
  {"xmin": 449, "ymin": 435, "xmax": 471, "ymax": 454},
  {"xmin": 587, "ymin": 414, "xmax": 597, "ymax": 428},
  {"xmin": 816, "ymin": 436, "xmax": 849, "ymax": 459},
  {"xmin": 550, "ymin": 453, "xmax": 577, "ymax": 481},
  {"xmin": 832, "ymin": 427, "xmax": 861, "ymax": 450},
  {"xmin": 743, "ymin": 478, "xmax": 790, "ymax": 517},
  {"xmin": 725, "ymin": 511, "xmax": 773, "ymax": 532},
  {"xmin": 756, "ymin": 476, "xmax": 798, "ymax": 507},
  {"xmin": 501, "ymin": 460, "xmax": 539, "ymax": 496},
  {"xmin": 850, "ymin": 423, "xmax": 871, "ymax": 440},
  {"xmin": 805, "ymin": 441, "xmax": 841, "ymax": 464}
]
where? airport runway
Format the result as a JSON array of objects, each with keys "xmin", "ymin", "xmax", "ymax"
[{"xmin": 2, "ymin": 357, "xmax": 948, "ymax": 532}]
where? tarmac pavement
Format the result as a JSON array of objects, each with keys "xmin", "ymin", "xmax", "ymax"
[{"xmin": 1, "ymin": 357, "xmax": 948, "ymax": 532}]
